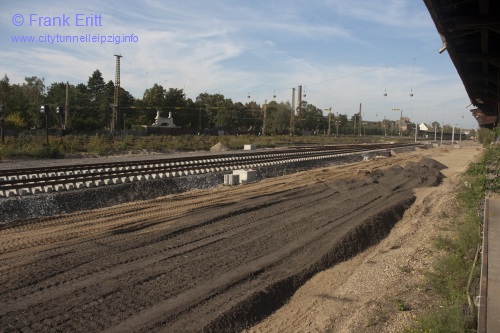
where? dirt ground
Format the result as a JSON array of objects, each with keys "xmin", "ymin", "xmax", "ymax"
[
  {"xmin": 244, "ymin": 143, "xmax": 482, "ymax": 333},
  {"xmin": 0, "ymin": 143, "xmax": 481, "ymax": 332}
]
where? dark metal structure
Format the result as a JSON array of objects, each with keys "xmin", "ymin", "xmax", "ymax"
[{"xmin": 424, "ymin": 0, "xmax": 500, "ymax": 128}]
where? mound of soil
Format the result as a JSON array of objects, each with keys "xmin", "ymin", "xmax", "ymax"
[{"xmin": 210, "ymin": 142, "xmax": 230, "ymax": 152}]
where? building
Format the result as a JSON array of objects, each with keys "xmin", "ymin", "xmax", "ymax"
[{"xmin": 151, "ymin": 111, "xmax": 178, "ymax": 128}]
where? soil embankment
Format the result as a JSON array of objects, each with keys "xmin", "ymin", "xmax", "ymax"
[{"xmin": 0, "ymin": 148, "xmax": 450, "ymax": 332}]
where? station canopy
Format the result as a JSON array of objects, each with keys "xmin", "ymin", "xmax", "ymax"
[{"xmin": 424, "ymin": 0, "xmax": 500, "ymax": 128}]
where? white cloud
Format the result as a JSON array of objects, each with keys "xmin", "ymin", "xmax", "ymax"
[{"xmin": 0, "ymin": 0, "xmax": 477, "ymax": 128}]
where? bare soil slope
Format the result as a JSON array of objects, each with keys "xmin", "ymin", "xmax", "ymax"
[
  {"xmin": 0, "ymin": 145, "xmax": 479, "ymax": 332},
  {"xmin": 244, "ymin": 144, "xmax": 481, "ymax": 333}
]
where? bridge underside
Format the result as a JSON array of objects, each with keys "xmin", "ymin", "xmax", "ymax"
[{"xmin": 424, "ymin": 0, "xmax": 500, "ymax": 128}]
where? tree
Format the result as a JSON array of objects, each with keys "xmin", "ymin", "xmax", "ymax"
[
  {"xmin": 0, "ymin": 74, "xmax": 9, "ymax": 104},
  {"xmin": 142, "ymin": 83, "xmax": 166, "ymax": 125},
  {"xmin": 4, "ymin": 111, "xmax": 26, "ymax": 131},
  {"xmin": 300, "ymin": 102, "xmax": 326, "ymax": 133},
  {"xmin": 70, "ymin": 83, "xmax": 96, "ymax": 131},
  {"xmin": 195, "ymin": 93, "xmax": 229, "ymax": 129},
  {"xmin": 7, "ymin": 84, "xmax": 31, "ymax": 129},
  {"xmin": 264, "ymin": 101, "xmax": 290, "ymax": 135},
  {"xmin": 22, "ymin": 76, "xmax": 45, "ymax": 128},
  {"xmin": 87, "ymin": 70, "xmax": 110, "ymax": 129},
  {"xmin": 46, "ymin": 82, "xmax": 67, "ymax": 129}
]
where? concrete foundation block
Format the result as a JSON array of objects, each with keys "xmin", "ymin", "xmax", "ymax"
[
  {"xmin": 232, "ymin": 169, "xmax": 257, "ymax": 184},
  {"xmin": 224, "ymin": 174, "xmax": 240, "ymax": 185}
]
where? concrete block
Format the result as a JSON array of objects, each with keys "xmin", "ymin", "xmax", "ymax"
[
  {"xmin": 86, "ymin": 181, "xmax": 95, "ymax": 188},
  {"xmin": 232, "ymin": 169, "xmax": 257, "ymax": 184},
  {"xmin": 44, "ymin": 186, "xmax": 54, "ymax": 193},
  {"xmin": 65, "ymin": 184, "xmax": 75, "ymax": 190},
  {"xmin": 76, "ymin": 182, "xmax": 86, "ymax": 189},
  {"xmin": 224, "ymin": 174, "xmax": 240, "ymax": 185},
  {"xmin": 244, "ymin": 144, "xmax": 256, "ymax": 150}
]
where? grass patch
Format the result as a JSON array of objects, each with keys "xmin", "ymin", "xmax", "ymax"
[
  {"xmin": 0, "ymin": 133, "xmax": 414, "ymax": 158},
  {"xmin": 404, "ymin": 146, "xmax": 500, "ymax": 333}
]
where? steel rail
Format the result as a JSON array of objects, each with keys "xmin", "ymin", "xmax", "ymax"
[{"xmin": 0, "ymin": 143, "xmax": 421, "ymax": 198}]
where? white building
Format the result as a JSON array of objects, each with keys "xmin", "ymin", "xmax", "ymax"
[
  {"xmin": 418, "ymin": 123, "xmax": 432, "ymax": 131},
  {"xmin": 151, "ymin": 111, "xmax": 178, "ymax": 128}
]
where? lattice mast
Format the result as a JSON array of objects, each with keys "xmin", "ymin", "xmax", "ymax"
[{"xmin": 113, "ymin": 54, "xmax": 123, "ymax": 132}]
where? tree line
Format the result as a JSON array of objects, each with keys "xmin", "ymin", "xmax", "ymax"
[
  {"xmin": 0, "ymin": 69, "xmax": 468, "ymax": 137},
  {"xmin": 0, "ymin": 69, "xmax": 331, "ymax": 135}
]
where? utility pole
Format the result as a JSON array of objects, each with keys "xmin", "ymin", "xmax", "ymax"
[
  {"xmin": 358, "ymin": 103, "xmax": 362, "ymax": 136},
  {"xmin": 336, "ymin": 113, "xmax": 339, "ymax": 136},
  {"xmin": 440, "ymin": 122, "xmax": 444, "ymax": 145},
  {"xmin": 113, "ymin": 54, "xmax": 122, "ymax": 132},
  {"xmin": 0, "ymin": 102, "xmax": 4, "ymax": 144},
  {"xmin": 64, "ymin": 82, "xmax": 69, "ymax": 132},
  {"xmin": 297, "ymin": 85, "xmax": 302, "ymax": 126},
  {"xmin": 290, "ymin": 88, "xmax": 295, "ymax": 135},
  {"xmin": 353, "ymin": 112, "xmax": 356, "ymax": 135},
  {"xmin": 324, "ymin": 107, "xmax": 332, "ymax": 135},
  {"xmin": 263, "ymin": 99, "xmax": 267, "ymax": 136}
]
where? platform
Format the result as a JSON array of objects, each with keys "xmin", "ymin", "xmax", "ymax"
[{"xmin": 479, "ymin": 198, "xmax": 500, "ymax": 332}]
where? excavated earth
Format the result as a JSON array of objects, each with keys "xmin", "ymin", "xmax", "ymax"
[{"xmin": 0, "ymin": 148, "xmax": 454, "ymax": 332}]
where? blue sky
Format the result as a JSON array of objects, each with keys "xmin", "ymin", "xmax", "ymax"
[{"xmin": 1, "ymin": 0, "xmax": 476, "ymax": 128}]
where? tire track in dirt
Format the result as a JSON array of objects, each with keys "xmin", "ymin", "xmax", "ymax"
[{"xmin": 0, "ymin": 149, "xmax": 444, "ymax": 332}]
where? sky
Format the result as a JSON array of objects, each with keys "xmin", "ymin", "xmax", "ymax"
[{"xmin": 1, "ymin": 0, "xmax": 477, "ymax": 129}]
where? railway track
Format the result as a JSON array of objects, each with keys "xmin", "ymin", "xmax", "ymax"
[{"xmin": 0, "ymin": 143, "xmax": 421, "ymax": 198}]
